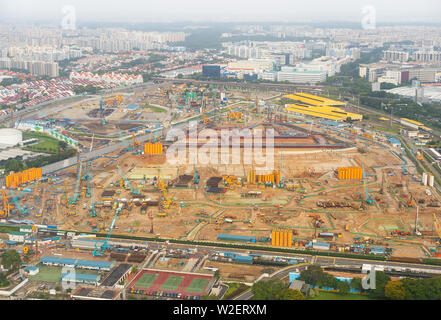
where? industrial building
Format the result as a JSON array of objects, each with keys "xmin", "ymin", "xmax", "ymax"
[
  {"xmin": 202, "ymin": 65, "xmax": 221, "ymax": 78},
  {"xmin": 400, "ymin": 118, "xmax": 424, "ymax": 130},
  {"xmin": 101, "ymin": 263, "xmax": 132, "ymax": 287},
  {"xmin": 61, "ymin": 272, "xmax": 101, "ymax": 286},
  {"xmin": 284, "ymin": 93, "xmax": 362, "ymax": 121},
  {"xmin": 0, "ymin": 128, "xmax": 22, "ymax": 146},
  {"xmin": 39, "ymin": 256, "xmax": 113, "ymax": 271}
]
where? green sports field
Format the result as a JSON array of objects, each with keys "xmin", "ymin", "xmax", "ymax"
[
  {"xmin": 160, "ymin": 276, "xmax": 184, "ymax": 291},
  {"xmin": 135, "ymin": 273, "xmax": 158, "ymax": 288},
  {"xmin": 29, "ymin": 266, "xmax": 98, "ymax": 283},
  {"xmin": 186, "ymin": 278, "xmax": 209, "ymax": 293}
]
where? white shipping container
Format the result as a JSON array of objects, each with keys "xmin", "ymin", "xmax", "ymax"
[
  {"xmin": 423, "ymin": 172, "xmax": 428, "ymax": 186},
  {"xmin": 429, "ymin": 175, "xmax": 435, "ymax": 187}
]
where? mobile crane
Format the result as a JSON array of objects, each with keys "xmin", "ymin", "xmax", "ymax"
[
  {"xmin": 116, "ymin": 165, "xmax": 140, "ymax": 195},
  {"xmin": 93, "ymin": 207, "xmax": 119, "ymax": 256}
]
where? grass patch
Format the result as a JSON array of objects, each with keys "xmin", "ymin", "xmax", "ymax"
[
  {"xmin": 309, "ymin": 291, "xmax": 372, "ymax": 300},
  {"xmin": 29, "ymin": 266, "xmax": 99, "ymax": 283},
  {"xmin": 222, "ymin": 282, "xmax": 249, "ymax": 300},
  {"xmin": 0, "ymin": 225, "xmax": 20, "ymax": 233},
  {"xmin": 22, "ymin": 131, "xmax": 61, "ymax": 154},
  {"xmin": 143, "ymin": 105, "xmax": 166, "ymax": 113}
]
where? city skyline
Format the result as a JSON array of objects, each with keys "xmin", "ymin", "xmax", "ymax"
[{"xmin": 0, "ymin": 0, "xmax": 440, "ymax": 25}]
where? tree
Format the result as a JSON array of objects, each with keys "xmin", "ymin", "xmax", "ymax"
[
  {"xmin": 276, "ymin": 288, "xmax": 306, "ymax": 300},
  {"xmin": 350, "ymin": 277, "xmax": 364, "ymax": 293},
  {"xmin": 385, "ymin": 281, "xmax": 406, "ymax": 300},
  {"xmin": 368, "ymin": 271, "xmax": 391, "ymax": 299},
  {"xmin": 0, "ymin": 273, "xmax": 10, "ymax": 287},
  {"xmin": 214, "ymin": 269, "xmax": 220, "ymax": 279},
  {"xmin": 251, "ymin": 279, "xmax": 286, "ymax": 300},
  {"xmin": 1, "ymin": 250, "xmax": 22, "ymax": 271},
  {"xmin": 337, "ymin": 281, "xmax": 351, "ymax": 295},
  {"xmin": 299, "ymin": 265, "xmax": 325, "ymax": 287}
]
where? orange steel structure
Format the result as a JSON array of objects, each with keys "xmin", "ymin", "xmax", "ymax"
[
  {"xmin": 271, "ymin": 230, "xmax": 293, "ymax": 247},
  {"xmin": 247, "ymin": 170, "xmax": 280, "ymax": 185},
  {"xmin": 337, "ymin": 167, "xmax": 363, "ymax": 180},
  {"xmin": 144, "ymin": 142, "xmax": 163, "ymax": 155},
  {"xmin": 6, "ymin": 168, "xmax": 42, "ymax": 188},
  {"xmin": 228, "ymin": 112, "xmax": 242, "ymax": 120}
]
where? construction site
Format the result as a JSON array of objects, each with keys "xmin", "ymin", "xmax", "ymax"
[{"xmin": 4, "ymin": 85, "xmax": 441, "ymax": 267}]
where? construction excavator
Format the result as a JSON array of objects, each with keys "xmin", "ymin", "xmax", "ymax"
[{"xmin": 406, "ymin": 193, "xmax": 416, "ymax": 207}]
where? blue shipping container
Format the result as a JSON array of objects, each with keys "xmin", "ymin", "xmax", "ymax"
[
  {"xmin": 217, "ymin": 234, "xmax": 256, "ymax": 243},
  {"xmin": 234, "ymin": 255, "xmax": 253, "ymax": 264}
]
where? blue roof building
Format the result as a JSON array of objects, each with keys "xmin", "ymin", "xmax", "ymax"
[
  {"xmin": 40, "ymin": 256, "xmax": 112, "ymax": 271},
  {"xmin": 61, "ymin": 273, "xmax": 100, "ymax": 285}
]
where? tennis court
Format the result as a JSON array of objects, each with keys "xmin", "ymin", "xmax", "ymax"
[
  {"xmin": 160, "ymin": 276, "xmax": 184, "ymax": 291},
  {"xmin": 135, "ymin": 273, "xmax": 158, "ymax": 288},
  {"xmin": 186, "ymin": 278, "xmax": 209, "ymax": 293},
  {"xmin": 127, "ymin": 269, "xmax": 214, "ymax": 297}
]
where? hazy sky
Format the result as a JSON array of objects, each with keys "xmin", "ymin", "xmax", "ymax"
[{"xmin": 0, "ymin": 0, "xmax": 440, "ymax": 24}]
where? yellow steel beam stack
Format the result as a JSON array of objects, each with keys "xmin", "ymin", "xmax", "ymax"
[
  {"xmin": 6, "ymin": 168, "xmax": 42, "ymax": 188},
  {"xmin": 271, "ymin": 229, "xmax": 293, "ymax": 247},
  {"xmin": 337, "ymin": 167, "xmax": 363, "ymax": 180},
  {"xmin": 247, "ymin": 170, "xmax": 256, "ymax": 184},
  {"xmin": 144, "ymin": 142, "xmax": 163, "ymax": 155}
]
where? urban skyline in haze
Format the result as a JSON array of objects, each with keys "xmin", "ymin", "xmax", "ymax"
[{"xmin": 0, "ymin": 0, "xmax": 440, "ymax": 25}]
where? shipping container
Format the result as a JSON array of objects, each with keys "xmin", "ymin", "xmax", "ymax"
[{"xmin": 217, "ymin": 234, "xmax": 256, "ymax": 243}]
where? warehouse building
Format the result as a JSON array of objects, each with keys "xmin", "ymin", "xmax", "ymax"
[
  {"xmin": 283, "ymin": 93, "xmax": 362, "ymax": 122},
  {"xmin": 71, "ymin": 238, "xmax": 108, "ymax": 251},
  {"xmin": 61, "ymin": 273, "xmax": 101, "ymax": 286},
  {"xmin": 100, "ymin": 263, "xmax": 132, "ymax": 287},
  {"xmin": 40, "ymin": 256, "xmax": 113, "ymax": 271},
  {"xmin": 400, "ymin": 118, "xmax": 424, "ymax": 130},
  {"xmin": 202, "ymin": 65, "xmax": 221, "ymax": 78}
]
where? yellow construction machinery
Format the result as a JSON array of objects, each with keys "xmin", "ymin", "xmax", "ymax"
[
  {"xmin": 215, "ymin": 219, "xmax": 223, "ymax": 230},
  {"xmin": 222, "ymin": 175, "xmax": 240, "ymax": 187},
  {"xmin": 157, "ymin": 169, "xmax": 173, "ymax": 216},
  {"xmin": 0, "ymin": 190, "xmax": 12, "ymax": 218},
  {"xmin": 132, "ymin": 133, "xmax": 140, "ymax": 149}
]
